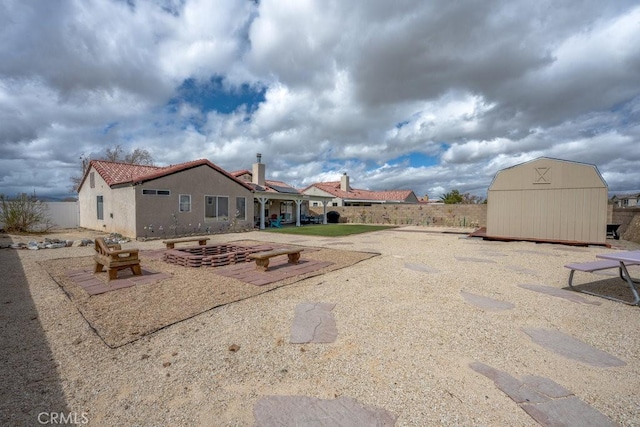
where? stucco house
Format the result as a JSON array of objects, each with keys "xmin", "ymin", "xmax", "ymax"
[
  {"xmin": 611, "ymin": 193, "xmax": 640, "ymax": 208},
  {"xmin": 232, "ymin": 154, "xmax": 333, "ymax": 229},
  {"xmin": 302, "ymin": 173, "xmax": 419, "ymax": 207},
  {"xmin": 78, "ymin": 159, "xmax": 255, "ymax": 238}
]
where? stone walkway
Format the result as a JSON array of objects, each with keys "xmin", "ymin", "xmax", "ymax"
[
  {"xmin": 66, "ymin": 268, "xmax": 171, "ymax": 295},
  {"xmin": 470, "ymin": 362, "xmax": 618, "ymax": 427},
  {"xmin": 215, "ymin": 258, "xmax": 333, "ymax": 286}
]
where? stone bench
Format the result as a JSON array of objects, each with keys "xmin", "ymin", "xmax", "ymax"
[
  {"xmin": 248, "ymin": 247, "xmax": 304, "ymax": 271},
  {"xmin": 162, "ymin": 237, "xmax": 210, "ymax": 249}
]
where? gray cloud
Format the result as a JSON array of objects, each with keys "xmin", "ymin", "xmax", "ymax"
[{"xmin": 1, "ymin": 0, "xmax": 639, "ymax": 200}]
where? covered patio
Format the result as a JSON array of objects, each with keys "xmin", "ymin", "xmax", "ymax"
[{"xmin": 253, "ymin": 191, "xmax": 333, "ymax": 229}]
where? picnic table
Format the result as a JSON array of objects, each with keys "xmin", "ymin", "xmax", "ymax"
[
  {"xmin": 567, "ymin": 250, "xmax": 640, "ymax": 305},
  {"xmin": 594, "ymin": 250, "xmax": 640, "ymax": 305}
]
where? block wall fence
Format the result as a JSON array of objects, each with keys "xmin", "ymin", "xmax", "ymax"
[
  {"xmin": 309, "ymin": 204, "xmax": 488, "ymax": 227},
  {"xmin": 310, "ymin": 204, "xmax": 628, "ymax": 232},
  {"xmin": 8, "ymin": 202, "xmax": 639, "ymax": 244}
]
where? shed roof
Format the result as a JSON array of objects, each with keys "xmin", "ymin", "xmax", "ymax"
[{"xmin": 489, "ymin": 157, "xmax": 607, "ymax": 191}]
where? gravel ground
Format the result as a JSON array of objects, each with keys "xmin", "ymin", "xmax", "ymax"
[{"xmin": 1, "ymin": 227, "xmax": 639, "ymax": 426}]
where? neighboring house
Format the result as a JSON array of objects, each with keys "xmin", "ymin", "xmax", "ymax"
[
  {"xmin": 611, "ymin": 193, "xmax": 640, "ymax": 208},
  {"xmin": 302, "ymin": 173, "xmax": 420, "ymax": 207},
  {"xmin": 231, "ymin": 154, "xmax": 333, "ymax": 229},
  {"xmin": 78, "ymin": 159, "xmax": 255, "ymax": 238}
]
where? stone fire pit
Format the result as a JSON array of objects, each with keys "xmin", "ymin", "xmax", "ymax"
[{"xmin": 163, "ymin": 243, "xmax": 274, "ymax": 268}]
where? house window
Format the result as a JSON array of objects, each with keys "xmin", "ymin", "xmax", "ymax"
[
  {"xmin": 143, "ymin": 189, "xmax": 171, "ymax": 196},
  {"xmin": 236, "ymin": 197, "xmax": 246, "ymax": 220},
  {"xmin": 179, "ymin": 194, "xmax": 191, "ymax": 212},
  {"xmin": 96, "ymin": 196, "xmax": 104, "ymax": 220},
  {"xmin": 205, "ymin": 196, "xmax": 229, "ymax": 221},
  {"xmin": 90, "ymin": 172, "xmax": 95, "ymax": 188}
]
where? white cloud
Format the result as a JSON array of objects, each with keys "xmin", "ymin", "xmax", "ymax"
[{"xmin": 1, "ymin": 0, "xmax": 639, "ymax": 200}]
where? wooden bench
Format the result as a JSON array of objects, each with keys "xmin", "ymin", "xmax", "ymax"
[
  {"xmin": 162, "ymin": 237, "xmax": 210, "ymax": 249},
  {"xmin": 94, "ymin": 237, "xmax": 142, "ymax": 281},
  {"xmin": 248, "ymin": 247, "xmax": 304, "ymax": 271},
  {"xmin": 565, "ymin": 259, "xmax": 640, "ymax": 303}
]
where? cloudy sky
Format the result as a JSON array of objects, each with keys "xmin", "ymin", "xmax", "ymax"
[{"xmin": 1, "ymin": 0, "xmax": 639, "ymax": 200}]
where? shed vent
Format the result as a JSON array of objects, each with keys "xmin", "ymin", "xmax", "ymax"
[{"xmin": 533, "ymin": 167, "xmax": 551, "ymax": 184}]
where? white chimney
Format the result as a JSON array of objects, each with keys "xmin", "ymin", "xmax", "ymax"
[
  {"xmin": 340, "ymin": 172, "xmax": 350, "ymax": 192},
  {"xmin": 252, "ymin": 153, "xmax": 265, "ymax": 186}
]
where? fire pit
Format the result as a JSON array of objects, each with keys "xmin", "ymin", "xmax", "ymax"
[{"xmin": 163, "ymin": 244, "xmax": 273, "ymax": 268}]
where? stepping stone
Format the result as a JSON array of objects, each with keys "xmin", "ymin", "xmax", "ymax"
[
  {"xmin": 460, "ymin": 291, "xmax": 515, "ymax": 311},
  {"xmin": 505, "ymin": 265, "xmax": 540, "ymax": 276},
  {"xmin": 455, "ymin": 257, "xmax": 496, "ymax": 263},
  {"xmin": 553, "ymin": 246, "xmax": 588, "ymax": 253},
  {"xmin": 521, "ymin": 328, "xmax": 626, "ymax": 367},
  {"xmin": 405, "ymin": 263, "xmax": 440, "ymax": 273},
  {"xmin": 470, "ymin": 362, "xmax": 617, "ymax": 427},
  {"xmin": 253, "ymin": 395, "xmax": 397, "ymax": 426},
  {"xmin": 514, "ymin": 249, "xmax": 552, "ymax": 256},
  {"xmin": 482, "ymin": 251, "xmax": 508, "ymax": 257},
  {"xmin": 290, "ymin": 303, "xmax": 337, "ymax": 344},
  {"xmin": 518, "ymin": 284, "xmax": 602, "ymax": 305}
]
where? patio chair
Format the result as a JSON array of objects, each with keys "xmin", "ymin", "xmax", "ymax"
[
  {"xmin": 270, "ymin": 217, "xmax": 282, "ymax": 228},
  {"xmin": 94, "ymin": 237, "xmax": 142, "ymax": 280}
]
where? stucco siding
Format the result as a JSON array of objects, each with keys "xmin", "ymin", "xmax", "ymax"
[{"xmin": 133, "ymin": 165, "xmax": 254, "ymax": 238}]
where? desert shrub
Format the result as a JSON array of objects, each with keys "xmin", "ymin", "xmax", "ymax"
[{"xmin": 0, "ymin": 194, "xmax": 54, "ymax": 233}]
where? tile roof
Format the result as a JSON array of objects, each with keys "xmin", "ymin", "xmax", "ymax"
[
  {"xmin": 84, "ymin": 159, "xmax": 253, "ymax": 190},
  {"xmin": 303, "ymin": 181, "xmax": 415, "ymax": 202}
]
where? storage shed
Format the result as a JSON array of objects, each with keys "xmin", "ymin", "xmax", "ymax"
[{"xmin": 486, "ymin": 157, "xmax": 608, "ymax": 245}]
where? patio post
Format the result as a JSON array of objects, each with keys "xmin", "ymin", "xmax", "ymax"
[
  {"xmin": 295, "ymin": 199, "xmax": 302, "ymax": 227},
  {"xmin": 257, "ymin": 196, "xmax": 268, "ymax": 229},
  {"xmin": 322, "ymin": 201, "xmax": 328, "ymax": 224}
]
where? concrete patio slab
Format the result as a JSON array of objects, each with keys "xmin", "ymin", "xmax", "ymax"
[
  {"xmin": 290, "ymin": 302, "xmax": 337, "ymax": 344},
  {"xmin": 253, "ymin": 395, "xmax": 397, "ymax": 426},
  {"xmin": 470, "ymin": 362, "xmax": 617, "ymax": 427},
  {"xmin": 521, "ymin": 328, "xmax": 626, "ymax": 367},
  {"xmin": 460, "ymin": 290, "xmax": 515, "ymax": 311}
]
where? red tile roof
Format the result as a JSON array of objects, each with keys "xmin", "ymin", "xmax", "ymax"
[
  {"xmin": 84, "ymin": 159, "xmax": 253, "ymax": 190},
  {"xmin": 303, "ymin": 181, "xmax": 416, "ymax": 202}
]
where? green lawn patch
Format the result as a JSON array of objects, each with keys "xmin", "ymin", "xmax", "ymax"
[{"xmin": 261, "ymin": 224, "xmax": 395, "ymax": 237}]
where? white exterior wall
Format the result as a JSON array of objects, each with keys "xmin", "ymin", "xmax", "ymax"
[
  {"xmin": 303, "ymin": 187, "xmax": 342, "ymax": 207},
  {"xmin": 78, "ymin": 167, "xmax": 136, "ymax": 236}
]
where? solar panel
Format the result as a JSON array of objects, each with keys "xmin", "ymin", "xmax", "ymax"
[{"xmin": 269, "ymin": 184, "xmax": 300, "ymax": 194}]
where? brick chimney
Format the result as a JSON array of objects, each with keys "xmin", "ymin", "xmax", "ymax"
[
  {"xmin": 340, "ymin": 172, "xmax": 350, "ymax": 192},
  {"xmin": 252, "ymin": 153, "xmax": 265, "ymax": 186}
]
